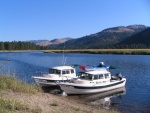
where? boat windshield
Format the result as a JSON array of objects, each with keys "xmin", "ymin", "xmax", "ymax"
[
  {"xmin": 49, "ymin": 69, "xmax": 61, "ymax": 75},
  {"xmin": 85, "ymin": 74, "xmax": 93, "ymax": 80}
]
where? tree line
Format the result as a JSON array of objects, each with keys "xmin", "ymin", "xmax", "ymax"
[
  {"xmin": 1, "ymin": 41, "xmax": 149, "ymax": 50},
  {"xmin": 0, "ymin": 41, "xmax": 45, "ymax": 50}
]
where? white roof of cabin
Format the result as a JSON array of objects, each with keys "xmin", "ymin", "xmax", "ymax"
[
  {"xmin": 52, "ymin": 66, "xmax": 74, "ymax": 70},
  {"xmin": 85, "ymin": 69, "xmax": 109, "ymax": 75}
]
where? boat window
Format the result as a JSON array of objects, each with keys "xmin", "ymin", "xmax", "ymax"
[
  {"xmin": 49, "ymin": 69, "xmax": 61, "ymax": 75},
  {"xmin": 105, "ymin": 74, "xmax": 109, "ymax": 78},
  {"xmin": 99, "ymin": 74, "xmax": 104, "ymax": 79},
  {"xmin": 87, "ymin": 74, "xmax": 93, "ymax": 80},
  {"xmin": 62, "ymin": 70, "xmax": 70, "ymax": 75},
  {"xmin": 94, "ymin": 75, "xmax": 99, "ymax": 80},
  {"xmin": 56, "ymin": 70, "xmax": 61, "ymax": 74},
  {"xmin": 71, "ymin": 69, "xmax": 74, "ymax": 74},
  {"xmin": 79, "ymin": 72, "xmax": 86, "ymax": 78},
  {"xmin": 49, "ymin": 69, "xmax": 55, "ymax": 74}
]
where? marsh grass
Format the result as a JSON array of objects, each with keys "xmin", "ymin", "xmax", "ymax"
[
  {"xmin": 43, "ymin": 49, "xmax": 150, "ymax": 55},
  {"xmin": 0, "ymin": 75, "xmax": 42, "ymax": 94}
]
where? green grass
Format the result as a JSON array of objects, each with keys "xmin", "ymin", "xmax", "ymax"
[
  {"xmin": 0, "ymin": 75, "xmax": 41, "ymax": 94},
  {"xmin": 43, "ymin": 49, "xmax": 150, "ymax": 55},
  {"xmin": 0, "ymin": 75, "xmax": 42, "ymax": 113},
  {"xmin": 0, "ymin": 97, "xmax": 29, "ymax": 113},
  {"xmin": 1, "ymin": 49, "xmax": 150, "ymax": 55}
]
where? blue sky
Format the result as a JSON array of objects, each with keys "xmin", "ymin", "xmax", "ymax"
[{"xmin": 0, "ymin": 0, "xmax": 150, "ymax": 41}]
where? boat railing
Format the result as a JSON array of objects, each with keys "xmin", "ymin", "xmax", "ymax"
[{"xmin": 35, "ymin": 71, "xmax": 48, "ymax": 76}]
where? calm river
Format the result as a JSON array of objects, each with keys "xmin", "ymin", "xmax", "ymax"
[{"xmin": 0, "ymin": 52, "xmax": 150, "ymax": 113}]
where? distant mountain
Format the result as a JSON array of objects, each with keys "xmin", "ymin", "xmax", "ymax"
[
  {"xmin": 29, "ymin": 40, "xmax": 49, "ymax": 43},
  {"xmin": 28, "ymin": 25, "xmax": 148, "ymax": 49},
  {"xmin": 29, "ymin": 38, "xmax": 72, "ymax": 46},
  {"xmin": 54, "ymin": 25, "xmax": 147, "ymax": 49},
  {"xmin": 118, "ymin": 27, "xmax": 150, "ymax": 48}
]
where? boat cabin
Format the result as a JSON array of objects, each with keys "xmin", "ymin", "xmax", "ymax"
[
  {"xmin": 48, "ymin": 66, "xmax": 76, "ymax": 77},
  {"xmin": 86, "ymin": 70, "xmax": 110, "ymax": 80},
  {"xmin": 74, "ymin": 69, "xmax": 111, "ymax": 84}
]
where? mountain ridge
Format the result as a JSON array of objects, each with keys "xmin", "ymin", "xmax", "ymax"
[
  {"xmin": 28, "ymin": 24, "xmax": 149, "ymax": 48},
  {"xmin": 29, "ymin": 38, "xmax": 72, "ymax": 46},
  {"xmin": 118, "ymin": 27, "xmax": 150, "ymax": 48},
  {"xmin": 55, "ymin": 24, "xmax": 148, "ymax": 49}
]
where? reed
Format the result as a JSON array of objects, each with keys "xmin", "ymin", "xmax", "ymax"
[{"xmin": 43, "ymin": 49, "xmax": 150, "ymax": 55}]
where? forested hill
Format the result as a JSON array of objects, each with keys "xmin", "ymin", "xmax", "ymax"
[
  {"xmin": 0, "ymin": 41, "xmax": 42, "ymax": 50},
  {"xmin": 117, "ymin": 27, "xmax": 150, "ymax": 48},
  {"xmin": 0, "ymin": 25, "xmax": 149, "ymax": 50},
  {"xmin": 29, "ymin": 38, "xmax": 72, "ymax": 46},
  {"xmin": 52, "ymin": 25, "xmax": 147, "ymax": 49}
]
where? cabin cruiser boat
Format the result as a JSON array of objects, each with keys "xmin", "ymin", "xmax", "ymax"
[
  {"xmin": 58, "ymin": 67, "xmax": 126, "ymax": 94},
  {"xmin": 32, "ymin": 65, "xmax": 76, "ymax": 87}
]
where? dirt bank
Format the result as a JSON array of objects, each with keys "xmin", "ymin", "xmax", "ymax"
[{"xmin": 0, "ymin": 90, "xmax": 119, "ymax": 113}]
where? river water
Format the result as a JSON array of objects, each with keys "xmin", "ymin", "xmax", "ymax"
[{"xmin": 0, "ymin": 52, "xmax": 150, "ymax": 113}]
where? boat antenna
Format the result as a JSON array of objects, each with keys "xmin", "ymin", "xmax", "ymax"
[{"xmin": 62, "ymin": 42, "xmax": 67, "ymax": 65}]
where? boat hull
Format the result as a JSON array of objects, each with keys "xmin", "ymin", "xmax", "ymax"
[
  {"xmin": 33, "ymin": 77, "xmax": 71, "ymax": 87},
  {"xmin": 59, "ymin": 78, "xmax": 126, "ymax": 94}
]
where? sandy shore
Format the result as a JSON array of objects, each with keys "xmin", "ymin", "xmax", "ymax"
[{"xmin": 0, "ymin": 90, "xmax": 119, "ymax": 113}]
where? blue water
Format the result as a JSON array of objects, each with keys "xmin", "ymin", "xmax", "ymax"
[{"xmin": 0, "ymin": 52, "xmax": 150, "ymax": 113}]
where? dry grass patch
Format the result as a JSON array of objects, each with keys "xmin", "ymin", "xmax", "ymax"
[
  {"xmin": 0, "ymin": 97, "xmax": 42, "ymax": 113},
  {"xmin": 0, "ymin": 75, "xmax": 41, "ymax": 94}
]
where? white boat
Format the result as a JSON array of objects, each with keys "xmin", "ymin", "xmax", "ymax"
[
  {"xmin": 32, "ymin": 65, "xmax": 76, "ymax": 87},
  {"xmin": 58, "ymin": 68, "xmax": 126, "ymax": 94}
]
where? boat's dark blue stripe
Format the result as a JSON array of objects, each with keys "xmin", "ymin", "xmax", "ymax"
[
  {"xmin": 48, "ymin": 80, "xmax": 69, "ymax": 82},
  {"xmin": 73, "ymin": 80, "xmax": 125, "ymax": 89},
  {"xmin": 40, "ymin": 79, "xmax": 69, "ymax": 82}
]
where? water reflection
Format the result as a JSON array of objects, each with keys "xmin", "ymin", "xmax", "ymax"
[
  {"xmin": 69, "ymin": 87, "xmax": 126, "ymax": 110},
  {"xmin": 41, "ymin": 85, "xmax": 126, "ymax": 110}
]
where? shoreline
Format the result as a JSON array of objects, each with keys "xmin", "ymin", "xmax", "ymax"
[
  {"xmin": 0, "ymin": 49, "xmax": 150, "ymax": 55},
  {"xmin": 0, "ymin": 90, "xmax": 120, "ymax": 113},
  {"xmin": 43, "ymin": 49, "xmax": 150, "ymax": 55},
  {"xmin": 0, "ymin": 75, "xmax": 120, "ymax": 113}
]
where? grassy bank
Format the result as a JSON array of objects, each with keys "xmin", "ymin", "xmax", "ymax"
[
  {"xmin": 1, "ymin": 49, "xmax": 150, "ymax": 55},
  {"xmin": 0, "ymin": 75, "xmax": 120, "ymax": 113},
  {"xmin": 0, "ymin": 75, "xmax": 42, "ymax": 113},
  {"xmin": 0, "ymin": 75, "xmax": 41, "ymax": 94},
  {"xmin": 43, "ymin": 49, "xmax": 150, "ymax": 55}
]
